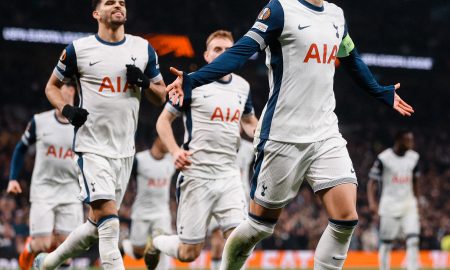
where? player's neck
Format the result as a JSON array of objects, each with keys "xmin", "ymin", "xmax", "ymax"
[
  {"xmin": 97, "ymin": 24, "xmax": 125, "ymax": 43},
  {"xmin": 393, "ymin": 145, "xmax": 406, "ymax": 156},
  {"xmin": 150, "ymin": 147, "xmax": 165, "ymax": 160},
  {"xmin": 305, "ymin": 0, "xmax": 323, "ymax": 8},
  {"xmin": 220, "ymin": 74, "xmax": 232, "ymax": 82}
]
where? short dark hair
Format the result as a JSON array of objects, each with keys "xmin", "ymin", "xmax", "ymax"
[
  {"xmin": 92, "ymin": 0, "xmax": 102, "ymax": 10},
  {"xmin": 395, "ymin": 129, "xmax": 412, "ymax": 141}
]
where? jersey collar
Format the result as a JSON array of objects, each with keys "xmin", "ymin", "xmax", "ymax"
[
  {"xmin": 95, "ymin": 34, "xmax": 126, "ymax": 46},
  {"xmin": 216, "ymin": 74, "xmax": 233, "ymax": 84},
  {"xmin": 298, "ymin": 0, "xmax": 324, "ymax": 12}
]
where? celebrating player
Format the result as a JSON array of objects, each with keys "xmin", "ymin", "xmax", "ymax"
[
  {"xmin": 166, "ymin": 0, "xmax": 414, "ymax": 269},
  {"xmin": 6, "ymin": 83, "xmax": 82, "ymax": 270},
  {"xmin": 121, "ymin": 137, "xmax": 175, "ymax": 270},
  {"xmin": 151, "ymin": 30, "xmax": 258, "ymax": 269},
  {"xmin": 33, "ymin": 0, "xmax": 166, "ymax": 269},
  {"xmin": 368, "ymin": 130, "xmax": 421, "ymax": 270}
]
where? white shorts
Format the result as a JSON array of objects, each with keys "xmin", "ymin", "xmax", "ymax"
[
  {"xmin": 30, "ymin": 201, "xmax": 83, "ymax": 236},
  {"xmin": 251, "ymin": 136, "xmax": 357, "ymax": 209},
  {"xmin": 130, "ymin": 215, "xmax": 172, "ymax": 247},
  {"xmin": 379, "ymin": 208, "xmax": 420, "ymax": 241},
  {"xmin": 176, "ymin": 173, "xmax": 247, "ymax": 244},
  {"xmin": 76, "ymin": 153, "xmax": 133, "ymax": 208}
]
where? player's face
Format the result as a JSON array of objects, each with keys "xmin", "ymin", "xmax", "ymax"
[
  {"xmin": 94, "ymin": 0, "xmax": 127, "ymax": 27},
  {"xmin": 400, "ymin": 132, "xmax": 414, "ymax": 151},
  {"xmin": 204, "ymin": 38, "xmax": 234, "ymax": 64},
  {"xmin": 153, "ymin": 137, "xmax": 169, "ymax": 154}
]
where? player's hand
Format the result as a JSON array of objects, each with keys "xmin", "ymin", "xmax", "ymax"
[
  {"xmin": 392, "ymin": 83, "xmax": 414, "ymax": 117},
  {"xmin": 172, "ymin": 148, "xmax": 192, "ymax": 170},
  {"xmin": 126, "ymin": 64, "xmax": 150, "ymax": 89},
  {"xmin": 166, "ymin": 67, "xmax": 185, "ymax": 107},
  {"xmin": 7, "ymin": 180, "xmax": 22, "ymax": 195},
  {"xmin": 62, "ymin": 105, "xmax": 89, "ymax": 128},
  {"xmin": 369, "ymin": 203, "xmax": 378, "ymax": 216}
]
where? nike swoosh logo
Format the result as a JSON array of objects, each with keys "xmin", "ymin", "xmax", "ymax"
[
  {"xmin": 203, "ymin": 94, "xmax": 213, "ymax": 98},
  {"xmin": 298, "ymin": 25, "xmax": 311, "ymax": 30},
  {"xmin": 332, "ymin": 256, "xmax": 346, "ymax": 260},
  {"xmin": 89, "ymin": 61, "xmax": 101, "ymax": 66}
]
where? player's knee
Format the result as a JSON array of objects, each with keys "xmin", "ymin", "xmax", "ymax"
[
  {"xmin": 406, "ymin": 235, "xmax": 419, "ymax": 247},
  {"xmin": 178, "ymin": 244, "xmax": 202, "ymax": 262},
  {"xmin": 332, "ymin": 210, "xmax": 358, "ymax": 221},
  {"xmin": 32, "ymin": 237, "xmax": 53, "ymax": 252}
]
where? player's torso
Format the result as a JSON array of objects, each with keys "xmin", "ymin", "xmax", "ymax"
[
  {"xmin": 132, "ymin": 151, "xmax": 174, "ymax": 219},
  {"xmin": 30, "ymin": 110, "xmax": 79, "ymax": 202},
  {"xmin": 379, "ymin": 149, "xmax": 419, "ymax": 216},
  {"xmin": 183, "ymin": 75, "xmax": 250, "ymax": 178},
  {"xmin": 257, "ymin": 0, "xmax": 345, "ymax": 143},
  {"xmin": 73, "ymin": 35, "xmax": 148, "ymax": 158}
]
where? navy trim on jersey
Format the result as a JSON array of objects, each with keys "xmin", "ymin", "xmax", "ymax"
[
  {"xmin": 298, "ymin": 0, "xmax": 324, "ymax": 12},
  {"xmin": 343, "ymin": 23, "xmax": 349, "ymax": 38},
  {"xmin": 97, "ymin": 215, "xmax": 119, "ymax": 227},
  {"xmin": 53, "ymin": 111, "xmax": 70, "ymax": 125},
  {"xmin": 24, "ymin": 117, "xmax": 37, "ymax": 146},
  {"xmin": 57, "ymin": 43, "xmax": 78, "ymax": 79},
  {"xmin": 259, "ymin": 39, "xmax": 283, "ymax": 138},
  {"xmin": 95, "ymin": 34, "xmax": 126, "ymax": 46},
  {"xmin": 339, "ymin": 48, "xmax": 395, "ymax": 107},
  {"xmin": 144, "ymin": 44, "xmax": 160, "ymax": 80},
  {"xmin": 250, "ymin": 139, "xmax": 267, "ymax": 199},
  {"xmin": 77, "ymin": 154, "xmax": 91, "ymax": 203},
  {"xmin": 176, "ymin": 175, "xmax": 184, "ymax": 203},
  {"xmin": 9, "ymin": 141, "xmax": 28, "ymax": 180},
  {"xmin": 216, "ymin": 75, "xmax": 233, "ymax": 85},
  {"xmin": 72, "ymin": 75, "xmax": 83, "ymax": 153},
  {"xmin": 243, "ymin": 91, "xmax": 254, "ymax": 115},
  {"xmin": 183, "ymin": 108, "xmax": 193, "ymax": 150}
]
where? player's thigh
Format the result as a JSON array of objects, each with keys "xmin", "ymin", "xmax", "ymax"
[
  {"xmin": 151, "ymin": 213, "xmax": 173, "ymax": 236},
  {"xmin": 112, "ymin": 156, "xmax": 134, "ymax": 208},
  {"xmin": 176, "ymin": 174, "xmax": 215, "ymax": 244},
  {"xmin": 250, "ymin": 138, "xmax": 312, "ymax": 209},
  {"xmin": 402, "ymin": 207, "xmax": 420, "ymax": 236},
  {"xmin": 306, "ymin": 135, "xmax": 357, "ymax": 194},
  {"xmin": 29, "ymin": 202, "xmax": 55, "ymax": 237},
  {"xmin": 54, "ymin": 202, "xmax": 84, "ymax": 236},
  {"xmin": 130, "ymin": 219, "xmax": 151, "ymax": 248},
  {"xmin": 379, "ymin": 215, "xmax": 402, "ymax": 241},
  {"xmin": 213, "ymin": 176, "xmax": 247, "ymax": 232}
]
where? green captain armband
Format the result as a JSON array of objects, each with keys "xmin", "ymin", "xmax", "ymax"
[{"xmin": 337, "ymin": 34, "xmax": 355, "ymax": 58}]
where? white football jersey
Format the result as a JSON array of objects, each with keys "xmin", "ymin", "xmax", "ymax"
[
  {"xmin": 369, "ymin": 148, "xmax": 420, "ymax": 217},
  {"xmin": 245, "ymin": 0, "xmax": 347, "ymax": 143},
  {"xmin": 166, "ymin": 74, "xmax": 254, "ymax": 179},
  {"xmin": 54, "ymin": 34, "xmax": 162, "ymax": 158},
  {"xmin": 21, "ymin": 110, "xmax": 79, "ymax": 203},
  {"xmin": 236, "ymin": 139, "xmax": 255, "ymax": 197},
  {"xmin": 131, "ymin": 150, "xmax": 175, "ymax": 220}
]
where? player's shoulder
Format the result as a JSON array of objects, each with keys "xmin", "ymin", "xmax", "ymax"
[
  {"xmin": 377, "ymin": 148, "xmax": 393, "ymax": 160},
  {"xmin": 324, "ymin": 1, "xmax": 344, "ymax": 13},
  {"xmin": 230, "ymin": 73, "xmax": 250, "ymax": 89},
  {"xmin": 34, "ymin": 109, "xmax": 56, "ymax": 121},
  {"xmin": 135, "ymin": 149, "xmax": 149, "ymax": 160},
  {"xmin": 72, "ymin": 34, "xmax": 97, "ymax": 48},
  {"xmin": 406, "ymin": 150, "xmax": 420, "ymax": 160},
  {"xmin": 126, "ymin": 34, "xmax": 152, "ymax": 48}
]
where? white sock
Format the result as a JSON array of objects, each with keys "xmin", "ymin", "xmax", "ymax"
[
  {"xmin": 406, "ymin": 236, "xmax": 419, "ymax": 270},
  {"xmin": 211, "ymin": 259, "xmax": 221, "ymax": 270},
  {"xmin": 220, "ymin": 217, "xmax": 274, "ymax": 270},
  {"xmin": 121, "ymin": 239, "xmax": 136, "ymax": 259},
  {"xmin": 153, "ymin": 235, "xmax": 180, "ymax": 259},
  {"xmin": 44, "ymin": 220, "xmax": 98, "ymax": 269},
  {"xmin": 155, "ymin": 253, "xmax": 170, "ymax": 270},
  {"xmin": 97, "ymin": 217, "xmax": 124, "ymax": 270},
  {"xmin": 314, "ymin": 219, "xmax": 358, "ymax": 270},
  {"xmin": 379, "ymin": 241, "xmax": 393, "ymax": 270}
]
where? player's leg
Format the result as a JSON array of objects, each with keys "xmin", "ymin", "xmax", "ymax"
[
  {"xmin": 403, "ymin": 208, "xmax": 420, "ymax": 270},
  {"xmin": 221, "ymin": 139, "xmax": 307, "ymax": 270},
  {"xmin": 123, "ymin": 219, "xmax": 151, "ymax": 259},
  {"xmin": 150, "ymin": 215, "xmax": 175, "ymax": 270},
  {"xmin": 210, "ymin": 228, "xmax": 225, "ymax": 270},
  {"xmin": 20, "ymin": 202, "xmax": 55, "ymax": 270},
  {"xmin": 306, "ymin": 136, "xmax": 359, "ymax": 270},
  {"xmin": 378, "ymin": 215, "xmax": 401, "ymax": 270}
]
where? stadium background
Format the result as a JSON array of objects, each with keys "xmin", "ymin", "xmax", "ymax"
[{"xmin": 0, "ymin": 0, "xmax": 449, "ymax": 268}]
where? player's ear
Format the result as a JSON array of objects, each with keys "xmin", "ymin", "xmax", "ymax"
[
  {"xmin": 92, "ymin": 10, "xmax": 100, "ymax": 20},
  {"xmin": 203, "ymin": 51, "xmax": 209, "ymax": 63}
]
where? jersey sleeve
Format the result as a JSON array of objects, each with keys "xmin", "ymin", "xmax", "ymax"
[
  {"xmin": 54, "ymin": 43, "xmax": 78, "ymax": 82},
  {"xmin": 368, "ymin": 158, "xmax": 383, "ymax": 181},
  {"xmin": 243, "ymin": 91, "xmax": 255, "ymax": 115},
  {"xmin": 21, "ymin": 117, "xmax": 37, "ymax": 146},
  {"xmin": 244, "ymin": 0, "xmax": 285, "ymax": 51},
  {"xmin": 144, "ymin": 44, "xmax": 163, "ymax": 83},
  {"xmin": 164, "ymin": 89, "xmax": 192, "ymax": 117},
  {"xmin": 9, "ymin": 117, "xmax": 35, "ymax": 180}
]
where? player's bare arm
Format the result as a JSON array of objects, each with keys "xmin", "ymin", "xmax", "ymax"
[
  {"xmin": 156, "ymin": 109, "xmax": 192, "ymax": 170},
  {"xmin": 145, "ymin": 79, "xmax": 166, "ymax": 106},
  {"xmin": 367, "ymin": 178, "xmax": 379, "ymax": 215},
  {"xmin": 240, "ymin": 114, "xmax": 258, "ymax": 140}
]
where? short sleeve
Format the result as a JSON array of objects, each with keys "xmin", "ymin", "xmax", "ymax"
[
  {"xmin": 243, "ymin": 91, "xmax": 255, "ymax": 115},
  {"xmin": 244, "ymin": 0, "xmax": 284, "ymax": 51},
  {"xmin": 368, "ymin": 158, "xmax": 383, "ymax": 181},
  {"xmin": 413, "ymin": 158, "xmax": 420, "ymax": 178},
  {"xmin": 21, "ymin": 117, "xmax": 37, "ymax": 146},
  {"xmin": 144, "ymin": 44, "xmax": 163, "ymax": 83},
  {"xmin": 54, "ymin": 43, "xmax": 78, "ymax": 82}
]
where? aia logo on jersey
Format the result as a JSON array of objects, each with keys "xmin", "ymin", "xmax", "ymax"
[
  {"xmin": 392, "ymin": 175, "xmax": 411, "ymax": 184},
  {"xmin": 46, "ymin": 145, "xmax": 73, "ymax": 159},
  {"xmin": 98, "ymin": 77, "xmax": 135, "ymax": 93},
  {"xmin": 303, "ymin": 43, "xmax": 338, "ymax": 64},
  {"xmin": 211, "ymin": 107, "xmax": 241, "ymax": 123},
  {"xmin": 147, "ymin": 178, "xmax": 169, "ymax": 187}
]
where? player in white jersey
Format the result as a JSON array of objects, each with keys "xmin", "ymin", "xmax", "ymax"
[
  {"xmin": 151, "ymin": 30, "xmax": 258, "ymax": 269},
  {"xmin": 208, "ymin": 139, "xmax": 255, "ymax": 270},
  {"xmin": 166, "ymin": 1, "xmax": 415, "ymax": 269},
  {"xmin": 33, "ymin": 1, "xmax": 166, "ymax": 269},
  {"xmin": 121, "ymin": 137, "xmax": 175, "ymax": 270},
  {"xmin": 368, "ymin": 131, "xmax": 420, "ymax": 270},
  {"xmin": 6, "ymin": 83, "xmax": 82, "ymax": 270}
]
